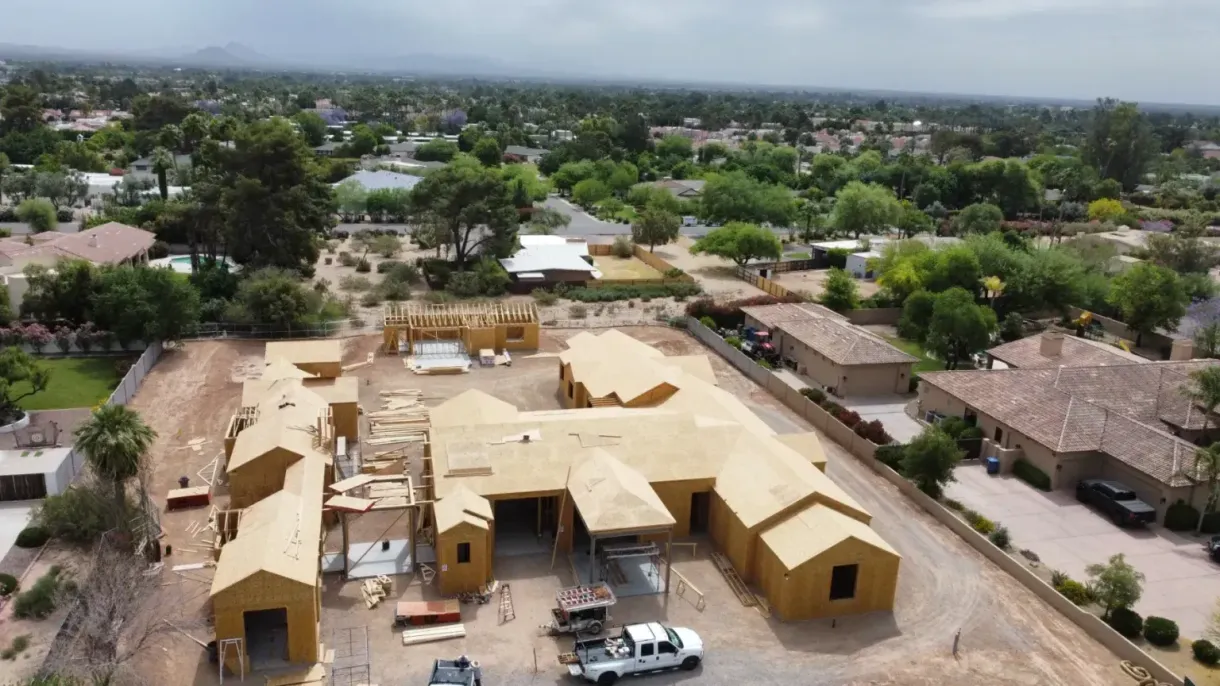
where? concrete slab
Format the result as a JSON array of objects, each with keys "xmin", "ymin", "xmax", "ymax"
[
  {"xmin": 946, "ymin": 463, "xmax": 1220, "ymax": 638},
  {"xmin": 572, "ymin": 552, "xmax": 667, "ymax": 597},
  {"xmin": 843, "ymin": 397, "xmax": 924, "ymax": 443},
  {"xmin": 321, "ymin": 540, "xmax": 436, "ymax": 579},
  {"xmin": 0, "ymin": 501, "xmax": 33, "ymax": 565}
]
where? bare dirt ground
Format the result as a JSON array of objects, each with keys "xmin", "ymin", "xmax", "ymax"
[
  {"xmin": 592, "ymin": 255, "xmax": 663, "ymax": 280},
  {"xmin": 652, "ymin": 238, "xmax": 766, "ymax": 301},
  {"xmin": 0, "ymin": 544, "xmax": 84, "ymax": 683},
  {"xmin": 108, "ymin": 330, "xmax": 1128, "ymax": 686},
  {"xmin": 314, "ymin": 236, "xmax": 432, "ymax": 322},
  {"xmin": 772, "ymin": 268, "xmax": 882, "ymax": 300}
]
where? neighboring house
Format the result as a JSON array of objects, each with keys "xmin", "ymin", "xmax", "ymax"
[
  {"xmin": 0, "ymin": 448, "xmax": 81, "ymax": 501},
  {"xmin": 0, "ymin": 222, "xmax": 156, "ymax": 312},
  {"xmin": 917, "ymin": 352, "xmax": 1219, "ymax": 523},
  {"xmin": 129, "ymin": 153, "xmax": 193, "ymax": 179},
  {"xmin": 499, "ymin": 235, "xmax": 600, "ymax": 288},
  {"xmin": 1092, "ymin": 228, "xmax": 1151, "ymax": 255},
  {"xmin": 741, "ymin": 303, "xmax": 917, "ymax": 396},
  {"xmin": 385, "ymin": 141, "xmax": 418, "ymax": 156},
  {"xmin": 845, "ymin": 251, "xmax": 881, "ymax": 279},
  {"xmin": 1140, "ymin": 220, "xmax": 1174, "ymax": 233},
  {"xmin": 377, "ymin": 158, "xmax": 446, "ymax": 173},
  {"xmin": 653, "ymin": 179, "xmax": 706, "ymax": 199},
  {"xmin": 334, "ymin": 169, "xmax": 421, "ymax": 192},
  {"xmin": 314, "ymin": 142, "xmax": 342, "ymax": 157},
  {"xmin": 503, "ymin": 145, "xmax": 546, "ymax": 163},
  {"xmin": 987, "ymin": 332, "xmax": 1147, "ymax": 370}
]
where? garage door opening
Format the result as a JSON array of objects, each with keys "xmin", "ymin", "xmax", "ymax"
[
  {"xmin": 494, "ymin": 497, "xmax": 554, "ymax": 557},
  {"xmin": 689, "ymin": 491, "xmax": 710, "ymax": 534},
  {"xmin": 243, "ymin": 608, "xmax": 289, "ymax": 670}
]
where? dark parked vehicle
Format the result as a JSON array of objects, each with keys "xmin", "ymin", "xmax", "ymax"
[
  {"xmin": 1208, "ymin": 536, "xmax": 1220, "ymax": 563},
  {"xmin": 1076, "ymin": 479, "xmax": 1157, "ymax": 527}
]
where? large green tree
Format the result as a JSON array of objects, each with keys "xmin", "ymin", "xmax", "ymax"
[
  {"xmin": 1082, "ymin": 99, "xmax": 1159, "ymax": 191},
  {"xmin": 1107, "ymin": 262, "xmax": 1188, "ymax": 344},
  {"xmin": 73, "ymin": 404, "xmax": 157, "ymax": 529},
  {"xmin": 952, "ymin": 203, "xmax": 1004, "ymax": 235},
  {"xmin": 0, "ymin": 348, "xmax": 49, "ymax": 424},
  {"xmin": 819, "ymin": 267, "xmax": 859, "ymax": 313},
  {"xmin": 689, "ymin": 222, "xmax": 781, "ymax": 266},
  {"xmin": 830, "ymin": 181, "xmax": 902, "ymax": 239},
  {"xmin": 925, "ymin": 287, "xmax": 997, "ymax": 370},
  {"xmin": 293, "ymin": 110, "xmax": 329, "ymax": 147},
  {"xmin": 901, "ymin": 426, "xmax": 965, "ymax": 498},
  {"xmin": 1085, "ymin": 553, "xmax": 1145, "ymax": 620},
  {"xmin": 699, "ymin": 171, "xmax": 794, "ymax": 226},
  {"xmin": 410, "ymin": 156, "xmax": 519, "ymax": 268},
  {"xmin": 202, "ymin": 119, "xmax": 335, "ymax": 272},
  {"xmin": 631, "ymin": 207, "xmax": 680, "ymax": 253}
]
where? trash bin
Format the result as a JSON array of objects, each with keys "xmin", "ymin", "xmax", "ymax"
[{"xmin": 985, "ymin": 457, "xmax": 1000, "ymax": 475}]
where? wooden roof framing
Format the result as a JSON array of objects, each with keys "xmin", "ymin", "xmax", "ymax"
[{"xmin": 384, "ymin": 302, "xmax": 538, "ymax": 329}]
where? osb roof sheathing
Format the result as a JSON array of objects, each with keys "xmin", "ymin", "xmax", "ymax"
[
  {"xmin": 265, "ymin": 339, "xmax": 343, "ymax": 366},
  {"xmin": 211, "ymin": 454, "xmax": 326, "ymax": 595},
  {"xmin": 302, "ymin": 376, "xmax": 360, "ymax": 405},
  {"xmin": 568, "ymin": 450, "xmax": 676, "ymax": 534},
  {"xmin": 775, "ymin": 432, "xmax": 829, "ymax": 469},
  {"xmin": 431, "ymin": 390, "xmax": 520, "ymax": 428},
  {"xmin": 760, "ymin": 502, "xmax": 899, "ymax": 571},
  {"xmin": 229, "ymin": 403, "xmax": 332, "ymax": 472},
  {"xmin": 264, "ymin": 357, "xmax": 316, "ymax": 380},
  {"xmin": 434, "ymin": 485, "xmax": 494, "ymax": 533},
  {"xmin": 243, "ymin": 376, "xmax": 358, "ymax": 408},
  {"xmin": 560, "ymin": 330, "xmax": 718, "ymax": 403},
  {"xmin": 254, "ymin": 378, "xmax": 329, "ymax": 418}
]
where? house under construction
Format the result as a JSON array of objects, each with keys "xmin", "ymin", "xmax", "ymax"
[
  {"xmin": 382, "ymin": 302, "xmax": 539, "ymax": 355},
  {"xmin": 425, "ymin": 330, "xmax": 900, "ymax": 621}
]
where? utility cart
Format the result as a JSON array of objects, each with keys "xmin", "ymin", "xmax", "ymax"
[{"xmin": 543, "ymin": 583, "xmax": 616, "ymax": 636}]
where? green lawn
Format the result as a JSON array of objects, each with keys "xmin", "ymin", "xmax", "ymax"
[
  {"xmin": 14, "ymin": 357, "xmax": 127, "ymax": 411},
  {"xmin": 884, "ymin": 336, "xmax": 946, "ymax": 374}
]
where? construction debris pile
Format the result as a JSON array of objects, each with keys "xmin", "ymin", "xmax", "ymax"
[
  {"xmin": 367, "ymin": 389, "xmax": 429, "ymax": 447},
  {"xmin": 362, "ymin": 575, "xmax": 393, "ymax": 609}
]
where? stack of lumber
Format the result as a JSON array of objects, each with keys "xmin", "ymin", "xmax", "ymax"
[
  {"xmin": 361, "ymin": 576, "xmax": 392, "ymax": 609},
  {"xmin": 367, "ymin": 390, "xmax": 429, "ymax": 446},
  {"xmin": 401, "ymin": 624, "xmax": 466, "ymax": 646},
  {"xmin": 342, "ymin": 352, "xmax": 375, "ymax": 372}
]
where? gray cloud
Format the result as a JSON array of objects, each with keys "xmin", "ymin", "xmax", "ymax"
[{"xmin": 2, "ymin": 0, "xmax": 1217, "ymax": 105}]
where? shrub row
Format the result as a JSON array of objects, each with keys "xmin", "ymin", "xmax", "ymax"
[
  {"xmin": 1011, "ymin": 458, "xmax": 1051, "ymax": 491},
  {"xmin": 562, "ymin": 282, "xmax": 702, "ymax": 303},
  {"xmin": 684, "ymin": 294, "xmax": 802, "ymax": 329},
  {"xmin": 798, "ymin": 390, "xmax": 894, "ymax": 445}
]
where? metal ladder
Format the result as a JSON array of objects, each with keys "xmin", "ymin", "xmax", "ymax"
[{"xmin": 499, "ymin": 583, "xmax": 516, "ymax": 623}]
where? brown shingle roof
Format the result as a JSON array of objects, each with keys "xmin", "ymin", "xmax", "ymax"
[
  {"xmin": 50, "ymin": 222, "xmax": 155, "ymax": 264},
  {"xmin": 988, "ymin": 335, "xmax": 1147, "ymax": 369},
  {"xmin": 921, "ymin": 360, "xmax": 1220, "ymax": 486},
  {"xmin": 741, "ymin": 303, "xmax": 915, "ymax": 366}
]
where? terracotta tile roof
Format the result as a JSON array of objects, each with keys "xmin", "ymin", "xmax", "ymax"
[
  {"xmin": 741, "ymin": 303, "xmax": 916, "ymax": 366},
  {"xmin": 0, "ymin": 223, "xmax": 153, "ymax": 266},
  {"xmin": 988, "ymin": 334, "xmax": 1147, "ymax": 369},
  {"xmin": 921, "ymin": 359, "xmax": 1220, "ymax": 486}
]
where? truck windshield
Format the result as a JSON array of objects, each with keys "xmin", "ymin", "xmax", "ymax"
[{"xmin": 664, "ymin": 627, "xmax": 683, "ymax": 648}]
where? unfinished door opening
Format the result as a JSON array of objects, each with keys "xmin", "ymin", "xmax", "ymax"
[
  {"xmin": 829, "ymin": 564, "xmax": 859, "ymax": 601},
  {"xmin": 494, "ymin": 497, "xmax": 552, "ymax": 557},
  {"xmin": 688, "ymin": 491, "xmax": 710, "ymax": 534},
  {"xmin": 242, "ymin": 607, "xmax": 289, "ymax": 670}
]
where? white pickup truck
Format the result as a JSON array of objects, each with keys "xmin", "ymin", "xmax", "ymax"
[{"xmin": 559, "ymin": 622, "xmax": 704, "ymax": 684}]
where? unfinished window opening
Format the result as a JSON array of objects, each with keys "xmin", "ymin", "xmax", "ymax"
[
  {"xmin": 457, "ymin": 542, "xmax": 471, "ymax": 564},
  {"xmin": 829, "ymin": 563, "xmax": 859, "ymax": 601},
  {"xmin": 507, "ymin": 326, "xmax": 526, "ymax": 342},
  {"xmin": 994, "ymin": 427, "xmax": 1003, "ymax": 444}
]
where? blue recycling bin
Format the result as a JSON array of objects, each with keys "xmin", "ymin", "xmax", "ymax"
[{"xmin": 985, "ymin": 457, "xmax": 1000, "ymax": 475}]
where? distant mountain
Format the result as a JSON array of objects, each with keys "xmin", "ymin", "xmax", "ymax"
[{"xmin": 180, "ymin": 43, "xmax": 273, "ymax": 67}]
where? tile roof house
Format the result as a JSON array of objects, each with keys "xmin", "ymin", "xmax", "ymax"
[
  {"xmin": 740, "ymin": 303, "xmax": 917, "ymax": 396},
  {"xmin": 653, "ymin": 179, "xmax": 706, "ymax": 198},
  {"xmin": 987, "ymin": 332, "xmax": 1147, "ymax": 369},
  {"xmin": 918, "ymin": 356, "xmax": 1220, "ymax": 523}
]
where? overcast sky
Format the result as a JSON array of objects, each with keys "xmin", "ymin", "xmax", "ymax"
[{"xmin": 4, "ymin": 0, "xmax": 1218, "ymax": 105}]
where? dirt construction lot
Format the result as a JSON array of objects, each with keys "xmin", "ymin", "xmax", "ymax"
[{"xmin": 107, "ymin": 329, "xmax": 1129, "ymax": 686}]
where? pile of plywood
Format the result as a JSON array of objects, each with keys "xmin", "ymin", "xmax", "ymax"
[
  {"xmin": 366, "ymin": 390, "xmax": 429, "ymax": 446},
  {"xmin": 401, "ymin": 624, "xmax": 466, "ymax": 646},
  {"xmin": 362, "ymin": 575, "xmax": 393, "ymax": 609}
]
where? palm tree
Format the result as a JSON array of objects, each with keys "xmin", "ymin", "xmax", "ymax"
[
  {"xmin": 73, "ymin": 405, "xmax": 157, "ymax": 526},
  {"xmin": 1192, "ymin": 444, "xmax": 1220, "ymax": 533}
]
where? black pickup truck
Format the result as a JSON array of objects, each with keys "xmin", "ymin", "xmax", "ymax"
[{"xmin": 1076, "ymin": 479, "xmax": 1157, "ymax": 527}]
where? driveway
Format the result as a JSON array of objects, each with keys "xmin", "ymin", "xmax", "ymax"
[
  {"xmin": 0, "ymin": 502, "xmax": 34, "ymax": 568},
  {"xmin": 946, "ymin": 464, "xmax": 1220, "ymax": 638},
  {"xmin": 843, "ymin": 396, "xmax": 925, "ymax": 442}
]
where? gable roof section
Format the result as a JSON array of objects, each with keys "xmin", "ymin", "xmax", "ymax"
[
  {"xmin": 211, "ymin": 454, "xmax": 326, "ymax": 595},
  {"xmin": 741, "ymin": 303, "xmax": 916, "ymax": 366},
  {"xmin": 568, "ymin": 450, "xmax": 676, "ymax": 534},
  {"xmin": 760, "ymin": 502, "xmax": 898, "ymax": 571},
  {"xmin": 265, "ymin": 340, "xmax": 342, "ymax": 368},
  {"xmin": 987, "ymin": 335, "xmax": 1146, "ymax": 369},
  {"xmin": 434, "ymin": 485, "xmax": 494, "ymax": 533},
  {"xmin": 229, "ymin": 403, "xmax": 331, "ymax": 472},
  {"xmin": 430, "ymin": 389, "xmax": 520, "ymax": 428},
  {"xmin": 921, "ymin": 360, "xmax": 1220, "ymax": 486}
]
